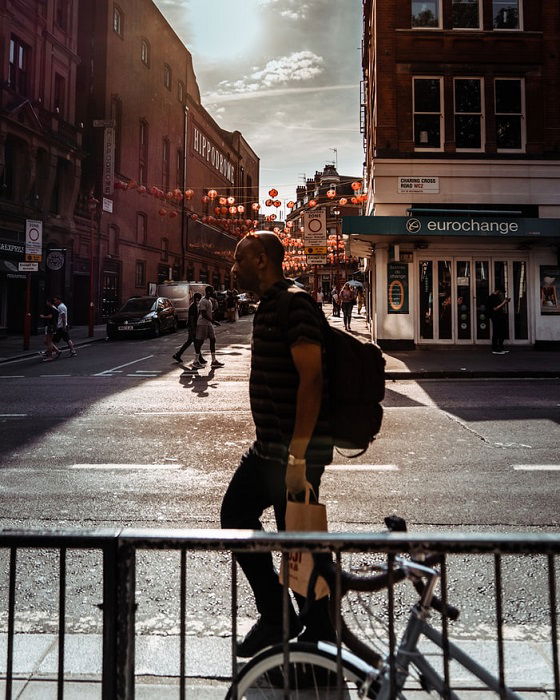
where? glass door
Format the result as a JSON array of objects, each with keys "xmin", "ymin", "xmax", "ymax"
[
  {"xmin": 475, "ymin": 260, "xmax": 491, "ymax": 341},
  {"xmin": 456, "ymin": 260, "xmax": 472, "ymax": 342}
]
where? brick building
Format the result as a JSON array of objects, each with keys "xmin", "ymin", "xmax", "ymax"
[
  {"xmin": 0, "ymin": 0, "xmax": 83, "ymax": 332},
  {"xmin": 75, "ymin": 1, "xmax": 259, "ymax": 322},
  {"xmin": 348, "ymin": 0, "xmax": 560, "ymax": 348}
]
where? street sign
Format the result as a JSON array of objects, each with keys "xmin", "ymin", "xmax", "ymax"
[
  {"xmin": 305, "ymin": 246, "xmax": 327, "ymax": 255},
  {"xmin": 25, "ymin": 220, "xmax": 42, "ymax": 261},
  {"xmin": 103, "ymin": 197, "xmax": 114, "ymax": 213},
  {"xmin": 93, "ymin": 119, "xmax": 116, "ymax": 128},
  {"xmin": 306, "ymin": 254, "xmax": 327, "ymax": 265},
  {"xmin": 103, "ymin": 127, "xmax": 115, "ymax": 196},
  {"xmin": 303, "ymin": 211, "xmax": 327, "ymax": 247},
  {"xmin": 18, "ymin": 262, "xmax": 38, "ymax": 272},
  {"xmin": 46, "ymin": 250, "xmax": 65, "ymax": 271}
]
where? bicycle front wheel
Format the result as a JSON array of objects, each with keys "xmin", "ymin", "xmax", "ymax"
[{"xmin": 227, "ymin": 641, "xmax": 380, "ymax": 699}]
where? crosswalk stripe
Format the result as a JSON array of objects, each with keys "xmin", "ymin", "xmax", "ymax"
[
  {"xmin": 512, "ymin": 465, "xmax": 560, "ymax": 471},
  {"xmin": 327, "ymin": 464, "xmax": 399, "ymax": 472},
  {"xmin": 71, "ymin": 463, "xmax": 183, "ymax": 470}
]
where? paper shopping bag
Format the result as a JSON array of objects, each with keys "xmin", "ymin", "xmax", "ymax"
[{"xmin": 279, "ymin": 486, "xmax": 329, "ymax": 599}]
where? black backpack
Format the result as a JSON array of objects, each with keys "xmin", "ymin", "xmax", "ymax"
[{"xmin": 278, "ymin": 287, "xmax": 385, "ymax": 455}]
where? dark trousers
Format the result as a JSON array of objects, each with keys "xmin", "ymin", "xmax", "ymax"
[
  {"xmin": 221, "ymin": 447, "xmax": 333, "ymax": 638},
  {"xmin": 341, "ymin": 302, "xmax": 353, "ymax": 328},
  {"xmin": 332, "ymin": 302, "xmax": 340, "ymax": 317},
  {"xmin": 491, "ymin": 314, "xmax": 507, "ymax": 350},
  {"xmin": 176, "ymin": 327, "xmax": 196, "ymax": 357}
]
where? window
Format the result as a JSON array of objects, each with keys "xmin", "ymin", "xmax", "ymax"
[
  {"xmin": 161, "ymin": 238, "xmax": 169, "ymax": 262},
  {"xmin": 162, "ymin": 138, "xmax": 170, "ymax": 191},
  {"xmin": 163, "ymin": 64, "xmax": 172, "ymax": 90},
  {"xmin": 493, "ymin": 0, "xmax": 521, "ymax": 30},
  {"xmin": 454, "ymin": 78, "xmax": 484, "ymax": 150},
  {"xmin": 141, "ymin": 39, "xmax": 150, "ymax": 66},
  {"xmin": 113, "ymin": 5, "xmax": 123, "ymax": 36},
  {"xmin": 495, "ymin": 78, "xmax": 524, "ymax": 151},
  {"xmin": 54, "ymin": 73, "xmax": 66, "ymax": 116},
  {"xmin": 135, "ymin": 261, "xmax": 146, "ymax": 288},
  {"xmin": 55, "ymin": 0, "xmax": 70, "ymax": 31},
  {"xmin": 111, "ymin": 97, "xmax": 122, "ymax": 173},
  {"xmin": 413, "ymin": 77, "xmax": 443, "ymax": 150},
  {"xmin": 411, "ymin": 0, "xmax": 441, "ymax": 28},
  {"xmin": 452, "ymin": 0, "xmax": 480, "ymax": 29},
  {"xmin": 108, "ymin": 225, "xmax": 119, "ymax": 257},
  {"xmin": 8, "ymin": 36, "xmax": 30, "ymax": 95},
  {"xmin": 136, "ymin": 212, "xmax": 147, "ymax": 245},
  {"xmin": 176, "ymin": 148, "xmax": 183, "ymax": 188},
  {"xmin": 177, "ymin": 80, "xmax": 184, "ymax": 103},
  {"xmin": 139, "ymin": 120, "xmax": 149, "ymax": 186}
]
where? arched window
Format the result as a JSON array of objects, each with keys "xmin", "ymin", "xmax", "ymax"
[
  {"xmin": 141, "ymin": 38, "xmax": 150, "ymax": 66},
  {"xmin": 177, "ymin": 80, "xmax": 184, "ymax": 103},
  {"xmin": 136, "ymin": 212, "xmax": 147, "ymax": 245},
  {"xmin": 163, "ymin": 63, "xmax": 172, "ymax": 90},
  {"xmin": 113, "ymin": 5, "xmax": 123, "ymax": 36}
]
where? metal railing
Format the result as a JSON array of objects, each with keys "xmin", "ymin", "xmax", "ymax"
[{"xmin": 1, "ymin": 528, "xmax": 559, "ymax": 698}]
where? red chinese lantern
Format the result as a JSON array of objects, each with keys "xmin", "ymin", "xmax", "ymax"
[
  {"xmin": 169, "ymin": 211, "xmax": 178, "ymax": 218},
  {"xmin": 273, "ymin": 200, "xmax": 281, "ymax": 208},
  {"xmin": 137, "ymin": 185, "xmax": 147, "ymax": 194},
  {"xmin": 265, "ymin": 199, "xmax": 273, "ymax": 207},
  {"xmin": 273, "ymin": 227, "xmax": 280, "ymax": 233},
  {"xmin": 219, "ymin": 196, "xmax": 227, "ymax": 206},
  {"xmin": 229, "ymin": 206, "xmax": 237, "ymax": 214},
  {"xmin": 351, "ymin": 197, "xmax": 359, "ymax": 204},
  {"xmin": 127, "ymin": 180, "xmax": 138, "ymax": 190},
  {"xmin": 201, "ymin": 195, "xmax": 210, "ymax": 204},
  {"xmin": 268, "ymin": 188, "xmax": 278, "ymax": 197},
  {"xmin": 251, "ymin": 202, "xmax": 260, "ymax": 211},
  {"xmin": 245, "ymin": 219, "xmax": 252, "ymax": 226},
  {"xmin": 237, "ymin": 205, "xmax": 245, "ymax": 213},
  {"xmin": 208, "ymin": 189, "xmax": 218, "ymax": 199},
  {"xmin": 219, "ymin": 206, "xmax": 226, "ymax": 215},
  {"xmin": 269, "ymin": 214, "xmax": 277, "ymax": 221},
  {"xmin": 184, "ymin": 189, "xmax": 194, "ymax": 200},
  {"xmin": 202, "ymin": 216, "xmax": 208, "ymax": 223},
  {"xmin": 158, "ymin": 208, "xmax": 167, "ymax": 216},
  {"xmin": 308, "ymin": 199, "xmax": 317, "ymax": 208},
  {"xmin": 339, "ymin": 197, "xmax": 348, "ymax": 206},
  {"xmin": 287, "ymin": 201, "xmax": 295, "ymax": 209},
  {"xmin": 326, "ymin": 189, "xmax": 336, "ymax": 199},
  {"xmin": 214, "ymin": 206, "xmax": 221, "ymax": 215},
  {"xmin": 359, "ymin": 193, "xmax": 368, "ymax": 202},
  {"xmin": 227, "ymin": 196, "xmax": 235, "ymax": 205},
  {"xmin": 351, "ymin": 181, "xmax": 362, "ymax": 191},
  {"xmin": 190, "ymin": 213, "xmax": 198, "ymax": 221}
]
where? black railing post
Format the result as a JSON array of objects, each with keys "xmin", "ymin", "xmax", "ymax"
[{"xmin": 102, "ymin": 539, "xmax": 136, "ymax": 700}]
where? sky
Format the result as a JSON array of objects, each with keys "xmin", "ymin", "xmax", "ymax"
[{"xmin": 153, "ymin": 0, "xmax": 364, "ymax": 209}]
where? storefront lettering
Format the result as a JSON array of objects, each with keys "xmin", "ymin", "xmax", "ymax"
[
  {"xmin": 192, "ymin": 126, "xmax": 235, "ymax": 184},
  {"xmin": 426, "ymin": 219, "xmax": 519, "ymax": 234}
]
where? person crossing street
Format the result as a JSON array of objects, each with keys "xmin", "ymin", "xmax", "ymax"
[{"xmin": 192, "ymin": 286, "xmax": 224, "ymax": 369}]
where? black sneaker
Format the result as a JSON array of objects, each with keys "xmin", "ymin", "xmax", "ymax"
[
  {"xmin": 172, "ymin": 353, "xmax": 182, "ymax": 363},
  {"xmin": 197, "ymin": 355, "xmax": 208, "ymax": 365},
  {"xmin": 236, "ymin": 616, "xmax": 303, "ymax": 658}
]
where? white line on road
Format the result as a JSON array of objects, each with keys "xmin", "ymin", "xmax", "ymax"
[
  {"xmin": 71, "ymin": 463, "xmax": 183, "ymax": 470},
  {"xmin": 512, "ymin": 465, "xmax": 560, "ymax": 471},
  {"xmin": 134, "ymin": 410, "xmax": 252, "ymax": 415},
  {"xmin": 0, "ymin": 414, "xmax": 28, "ymax": 417},
  {"xmin": 94, "ymin": 355, "xmax": 154, "ymax": 376},
  {"xmin": 327, "ymin": 464, "xmax": 399, "ymax": 472},
  {"xmin": 41, "ymin": 374, "xmax": 72, "ymax": 377},
  {"xmin": 0, "ymin": 376, "xmax": 24, "ymax": 378}
]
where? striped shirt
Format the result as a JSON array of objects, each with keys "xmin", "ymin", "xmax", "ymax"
[{"xmin": 249, "ymin": 279, "xmax": 333, "ymax": 466}]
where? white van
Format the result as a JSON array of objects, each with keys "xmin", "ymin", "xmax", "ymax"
[{"xmin": 155, "ymin": 281, "xmax": 207, "ymax": 324}]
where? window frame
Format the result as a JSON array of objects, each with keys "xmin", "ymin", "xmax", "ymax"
[
  {"xmin": 453, "ymin": 77, "xmax": 485, "ymax": 152},
  {"xmin": 136, "ymin": 212, "xmax": 147, "ymax": 245},
  {"xmin": 494, "ymin": 77, "xmax": 525, "ymax": 153},
  {"xmin": 451, "ymin": 0, "xmax": 482, "ymax": 30},
  {"xmin": 161, "ymin": 237, "xmax": 169, "ymax": 262},
  {"xmin": 177, "ymin": 80, "xmax": 185, "ymax": 104},
  {"xmin": 139, "ymin": 119, "xmax": 149, "ymax": 186},
  {"xmin": 113, "ymin": 5, "xmax": 124, "ymax": 37},
  {"xmin": 140, "ymin": 38, "xmax": 150, "ymax": 67},
  {"xmin": 163, "ymin": 63, "xmax": 172, "ymax": 90},
  {"xmin": 411, "ymin": 0, "xmax": 442, "ymax": 29},
  {"xmin": 413, "ymin": 76, "xmax": 444, "ymax": 152},
  {"xmin": 8, "ymin": 35, "xmax": 31, "ymax": 96},
  {"xmin": 492, "ymin": 0, "xmax": 523, "ymax": 31},
  {"xmin": 54, "ymin": 72, "xmax": 66, "ymax": 116},
  {"xmin": 135, "ymin": 260, "xmax": 146, "ymax": 288},
  {"xmin": 55, "ymin": 0, "xmax": 70, "ymax": 31},
  {"xmin": 162, "ymin": 137, "xmax": 170, "ymax": 192}
]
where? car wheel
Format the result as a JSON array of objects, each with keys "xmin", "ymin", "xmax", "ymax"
[{"xmin": 152, "ymin": 321, "xmax": 161, "ymax": 337}]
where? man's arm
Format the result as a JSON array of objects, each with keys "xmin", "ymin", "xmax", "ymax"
[{"xmin": 286, "ymin": 341, "xmax": 323, "ymax": 494}]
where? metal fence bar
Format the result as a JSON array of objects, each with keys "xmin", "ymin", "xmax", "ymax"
[
  {"xmin": 230, "ymin": 554, "xmax": 238, "ymax": 700},
  {"xmin": 281, "ymin": 550, "xmax": 290, "ymax": 698},
  {"xmin": 548, "ymin": 554, "xmax": 560, "ymax": 699},
  {"xmin": 494, "ymin": 553, "xmax": 506, "ymax": 700},
  {"xmin": 335, "ymin": 550, "xmax": 343, "ymax": 700},
  {"xmin": 387, "ymin": 552, "xmax": 396, "ymax": 699},
  {"xmin": 439, "ymin": 553, "xmax": 451, "ymax": 698},
  {"xmin": 5, "ymin": 547, "xmax": 16, "ymax": 700},
  {"xmin": 179, "ymin": 548, "xmax": 186, "ymax": 700},
  {"xmin": 57, "ymin": 547, "xmax": 67, "ymax": 700}
]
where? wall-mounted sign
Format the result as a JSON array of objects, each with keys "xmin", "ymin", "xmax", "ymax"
[
  {"xmin": 46, "ymin": 250, "xmax": 65, "ymax": 271},
  {"xmin": 306, "ymin": 254, "xmax": 327, "ymax": 265},
  {"xmin": 387, "ymin": 262, "xmax": 409, "ymax": 314},
  {"xmin": 19, "ymin": 262, "xmax": 38, "ymax": 272},
  {"xmin": 103, "ymin": 197, "xmax": 113, "ymax": 213},
  {"xmin": 398, "ymin": 176, "xmax": 439, "ymax": 193},
  {"xmin": 540, "ymin": 266, "xmax": 560, "ymax": 315},
  {"xmin": 25, "ymin": 220, "xmax": 42, "ymax": 261},
  {"xmin": 192, "ymin": 125, "xmax": 235, "ymax": 184},
  {"xmin": 0, "ymin": 238, "xmax": 24, "ymax": 260},
  {"xmin": 303, "ymin": 211, "xmax": 327, "ymax": 247},
  {"xmin": 103, "ymin": 127, "xmax": 115, "ymax": 196}
]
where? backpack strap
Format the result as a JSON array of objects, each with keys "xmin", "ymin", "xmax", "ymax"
[{"xmin": 276, "ymin": 285, "xmax": 309, "ymax": 334}]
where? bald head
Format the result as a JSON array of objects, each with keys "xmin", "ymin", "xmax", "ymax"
[
  {"xmin": 232, "ymin": 230, "xmax": 285, "ymax": 295},
  {"xmin": 246, "ymin": 231, "xmax": 285, "ymax": 269}
]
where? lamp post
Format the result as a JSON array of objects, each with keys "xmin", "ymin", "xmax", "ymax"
[
  {"xmin": 87, "ymin": 194, "xmax": 100, "ymax": 337},
  {"xmin": 332, "ymin": 207, "xmax": 341, "ymax": 289}
]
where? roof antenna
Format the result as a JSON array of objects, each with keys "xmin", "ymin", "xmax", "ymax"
[{"xmin": 330, "ymin": 147, "xmax": 338, "ymax": 169}]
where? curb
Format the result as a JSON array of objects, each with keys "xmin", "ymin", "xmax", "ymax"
[
  {"xmin": 386, "ymin": 370, "xmax": 560, "ymax": 380},
  {"xmin": 0, "ymin": 335, "xmax": 107, "ymax": 364}
]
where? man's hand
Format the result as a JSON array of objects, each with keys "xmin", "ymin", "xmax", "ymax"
[{"xmin": 286, "ymin": 459, "xmax": 308, "ymax": 496}]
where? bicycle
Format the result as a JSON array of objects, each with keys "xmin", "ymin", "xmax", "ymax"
[{"xmin": 227, "ymin": 521, "xmax": 525, "ymax": 699}]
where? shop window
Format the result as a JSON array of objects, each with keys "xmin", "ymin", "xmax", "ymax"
[
  {"xmin": 452, "ymin": 0, "xmax": 480, "ymax": 29},
  {"xmin": 161, "ymin": 237, "xmax": 169, "ymax": 262},
  {"xmin": 163, "ymin": 64, "xmax": 172, "ymax": 90},
  {"xmin": 454, "ymin": 78, "xmax": 483, "ymax": 150},
  {"xmin": 135, "ymin": 261, "xmax": 146, "ymax": 288},
  {"xmin": 136, "ymin": 212, "xmax": 147, "ymax": 245},
  {"xmin": 113, "ymin": 5, "xmax": 123, "ymax": 36},
  {"xmin": 54, "ymin": 73, "xmax": 66, "ymax": 116},
  {"xmin": 139, "ymin": 119, "xmax": 149, "ymax": 185},
  {"xmin": 495, "ymin": 79, "xmax": 524, "ymax": 151},
  {"xmin": 162, "ymin": 138, "xmax": 170, "ymax": 192},
  {"xmin": 108, "ymin": 225, "xmax": 119, "ymax": 257},
  {"xmin": 55, "ymin": 0, "xmax": 70, "ymax": 31},
  {"xmin": 411, "ymin": 0, "xmax": 441, "ymax": 28},
  {"xmin": 493, "ymin": 0, "xmax": 521, "ymax": 30},
  {"xmin": 141, "ymin": 39, "xmax": 150, "ymax": 67},
  {"xmin": 413, "ymin": 77, "xmax": 443, "ymax": 150},
  {"xmin": 8, "ymin": 36, "xmax": 30, "ymax": 96}
]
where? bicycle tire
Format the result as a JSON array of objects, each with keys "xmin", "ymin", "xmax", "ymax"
[{"xmin": 226, "ymin": 641, "xmax": 380, "ymax": 699}]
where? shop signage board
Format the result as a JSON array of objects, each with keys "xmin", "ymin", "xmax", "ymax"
[
  {"xmin": 306, "ymin": 254, "xmax": 327, "ymax": 265},
  {"xmin": 0, "ymin": 238, "xmax": 25, "ymax": 260},
  {"xmin": 398, "ymin": 177, "xmax": 439, "ymax": 193},
  {"xmin": 25, "ymin": 220, "xmax": 42, "ymax": 261},
  {"xmin": 387, "ymin": 262, "xmax": 409, "ymax": 314},
  {"xmin": 103, "ymin": 197, "xmax": 113, "ymax": 213},
  {"xmin": 303, "ymin": 211, "xmax": 327, "ymax": 252},
  {"xmin": 103, "ymin": 127, "xmax": 115, "ymax": 196},
  {"xmin": 343, "ymin": 215, "xmax": 560, "ymax": 238},
  {"xmin": 18, "ymin": 262, "xmax": 38, "ymax": 272}
]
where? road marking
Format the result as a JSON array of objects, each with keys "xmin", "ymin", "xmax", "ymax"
[
  {"xmin": 126, "ymin": 373, "xmax": 159, "ymax": 377},
  {"xmin": 134, "ymin": 410, "xmax": 252, "ymax": 415},
  {"xmin": 71, "ymin": 463, "xmax": 183, "ymax": 470},
  {"xmin": 0, "ymin": 376, "xmax": 25, "ymax": 378},
  {"xmin": 94, "ymin": 355, "xmax": 154, "ymax": 376},
  {"xmin": 512, "ymin": 464, "xmax": 560, "ymax": 471},
  {"xmin": 327, "ymin": 464, "xmax": 399, "ymax": 472},
  {"xmin": 0, "ymin": 414, "xmax": 28, "ymax": 417},
  {"xmin": 41, "ymin": 374, "xmax": 72, "ymax": 377}
]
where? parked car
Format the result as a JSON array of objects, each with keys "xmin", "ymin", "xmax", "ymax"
[
  {"xmin": 236, "ymin": 292, "xmax": 258, "ymax": 316},
  {"xmin": 106, "ymin": 296, "xmax": 178, "ymax": 339},
  {"xmin": 155, "ymin": 281, "xmax": 207, "ymax": 325}
]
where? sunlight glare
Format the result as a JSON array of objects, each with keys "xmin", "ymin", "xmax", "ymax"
[{"xmin": 188, "ymin": 0, "xmax": 262, "ymax": 61}]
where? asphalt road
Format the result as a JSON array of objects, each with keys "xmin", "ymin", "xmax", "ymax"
[{"xmin": 0, "ymin": 316, "xmax": 559, "ymax": 641}]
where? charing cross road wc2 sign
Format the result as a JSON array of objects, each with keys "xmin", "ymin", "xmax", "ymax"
[{"xmin": 342, "ymin": 216, "xmax": 560, "ymax": 238}]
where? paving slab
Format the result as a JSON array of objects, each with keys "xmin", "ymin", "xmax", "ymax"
[{"xmin": 0, "ymin": 633, "xmax": 55, "ymax": 676}]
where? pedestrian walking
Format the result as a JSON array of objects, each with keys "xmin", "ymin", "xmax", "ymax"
[
  {"xmin": 52, "ymin": 295, "xmax": 77, "ymax": 357},
  {"xmin": 357, "ymin": 287, "xmax": 365, "ymax": 315},
  {"xmin": 315, "ymin": 288, "xmax": 323, "ymax": 310},
  {"xmin": 226, "ymin": 290, "xmax": 237, "ymax": 322},
  {"xmin": 192, "ymin": 285, "xmax": 224, "ymax": 369},
  {"xmin": 331, "ymin": 288, "xmax": 340, "ymax": 317},
  {"xmin": 340, "ymin": 282, "xmax": 356, "ymax": 330},
  {"xmin": 39, "ymin": 299, "xmax": 61, "ymax": 361},
  {"xmin": 221, "ymin": 231, "xmax": 334, "ymax": 658},
  {"xmin": 487, "ymin": 287, "xmax": 510, "ymax": 354},
  {"xmin": 172, "ymin": 292, "xmax": 204, "ymax": 363}
]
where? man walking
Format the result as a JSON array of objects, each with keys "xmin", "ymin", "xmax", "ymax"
[
  {"xmin": 192, "ymin": 286, "xmax": 224, "ymax": 369},
  {"xmin": 221, "ymin": 231, "xmax": 334, "ymax": 657},
  {"xmin": 172, "ymin": 292, "xmax": 204, "ymax": 364},
  {"xmin": 52, "ymin": 296, "xmax": 77, "ymax": 357},
  {"xmin": 487, "ymin": 287, "xmax": 510, "ymax": 354},
  {"xmin": 339, "ymin": 282, "xmax": 356, "ymax": 331}
]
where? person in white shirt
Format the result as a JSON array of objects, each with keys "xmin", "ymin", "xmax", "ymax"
[
  {"xmin": 52, "ymin": 295, "xmax": 77, "ymax": 356},
  {"xmin": 192, "ymin": 286, "xmax": 224, "ymax": 369}
]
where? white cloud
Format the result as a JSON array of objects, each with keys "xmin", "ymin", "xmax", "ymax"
[
  {"xmin": 257, "ymin": 0, "xmax": 325, "ymax": 20},
  {"xmin": 215, "ymin": 51, "xmax": 324, "ymax": 95}
]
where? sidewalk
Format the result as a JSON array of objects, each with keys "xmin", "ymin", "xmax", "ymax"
[
  {"xmin": 0, "ymin": 325, "xmax": 107, "ymax": 363},
  {"xmin": 330, "ymin": 310, "xmax": 560, "ymax": 380}
]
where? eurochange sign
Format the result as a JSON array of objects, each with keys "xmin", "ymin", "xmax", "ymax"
[{"xmin": 342, "ymin": 216, "xmax": 560, "ymax": 238}]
